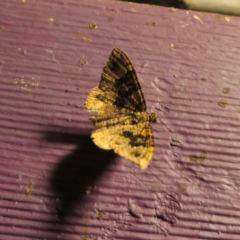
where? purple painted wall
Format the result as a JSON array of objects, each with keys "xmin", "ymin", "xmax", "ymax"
[{"xmin": 0, "ymin": 0, "xmax": 240, "ymax": 239}]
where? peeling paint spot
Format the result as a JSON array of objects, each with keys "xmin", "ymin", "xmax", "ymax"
[
  {"xmin": 13, "ymin": 76, "xmax": 39, "ymax": 91},
  {"xmin": 222, "ymin": 87, "xmax": 230, "ymax": 94},
  {"xmin": 225, "ymin": 17, "xmax": 230, "ymax": 22},
  {"xmin": 218, "ymin": 99, "xmax": 227, "ymax": 108},
  {"xmin": 25, "ymin": 178, "xmax": 33, "ymax": 196},
  {"xmin": 46, "ymin": 49, "xmax": 60, "ymax": 64},
  {"xmin": 189, "ymin": 151, "xmax": 208, "ymax": 163},
  {"xmin": 177, "ymin": 183, "xmax": 187, "ymax": 195},
  {"xmin": 85, "ymin": 185, "xmax": 92, "ymax": 195},
  {"xmin": 170, "ymin": 138, "xmax": 182, "ymax": 148},
  {"xmin": 169, "ymin": 7, "xmax": 176, "ymax": 12},
  {"xmin": 130, "ymin": 8, "xmax": 138, "ymax": 13},
  {"xmin": 83, "ymin": 36, "xmax": 92, "ymax": 42},
  {"xmin": 101, "ymin": 225, "xmax": 118, "ymax": 238},
  {"xmin": 151, "ymin": 77, "xmax": 163, "ymax": 94},
  {"xmin": 89, "ymin": 22, "xmax": 97, "ymax": 29},
  {"xmin": 146, "ymin": 21, "xmax": 156, "ymax": 26},
  {"xmin": 81, "ymin": 225, "xmax": 88, "ymax": 240},
  {"xmin": 155, "ymin": 192, "xmax": 180, "ymax": 225},
  {"xmin": 142, "ymin": 61, "xmax": 148, "ymax": 68},
  {"xmin": 96, "ymin": 209, "xmax": 105, "ymax": 220},
  {"xmin": 174, "ymin": 86, "xmax": 185, "ymax": 93},
  {"xmin": 194, "ymin": 15, "xmax": 203, "ymax": 24},
  {"xmin": 154, "ymin": 98, "xmax": 162, "ymax": 111},
  {"xmin": 128, "ymin": 199, "xmax": 143, "ymax": 218}
]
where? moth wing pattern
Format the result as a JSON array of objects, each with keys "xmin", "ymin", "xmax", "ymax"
[
  {"xmin": 86, "ymin": 47, "xmax": 146, "ymax": 114},
  {"xmin": 91, "ymin": 122, "xmax": 154, "ymax": 169},
  {"xmin": 85, "ymin": 47, "xmax": 156, "ymax": 169}
]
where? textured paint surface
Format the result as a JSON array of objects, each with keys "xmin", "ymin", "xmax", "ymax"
[{"xmin": 1, "ymin": 0, "xmax": 240, "ymax": 239}]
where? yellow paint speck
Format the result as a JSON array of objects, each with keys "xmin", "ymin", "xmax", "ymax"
[
  {"xmin": 85, "ymin": 186, "xmax": 92, "ymax": 195},
  {"xmin": 194, "ymin": 15, "xmax": 203, "ymax": 24},
  {"xmin": 225, "ymin": 17, "xmax": 230, "ymax": 22},
  {"xmin": 131, "ymin": 8, "xmax": 137, "ymax": 13},
  {"xmin": 49, "ymin": 18, "xmax": 54, "ymax": 22},
  {"xmin": 22, "ymin": 0, "xmax": 26, "ymax": 3},
  {"xmin": 169, "ymin": 7, "xmax": 176, "ymax": 12},
  {"xmin": 89, "ymin": 22, "xmax": 97, "ymax": 29},
  {"xmin": 189, "ymin": 151, "xmax": 208, "ymax": 163},
  {"xmin": 218, "ymin": 99, "xmax": 227, "ymax": 108},
  {"xmin": 84, "ymin": 36, "xmax": 92, "ymax": 42},
  {"xmin": 25, "ymin": 178, "xmax": 34, "ymax": 196},
  {"xmin": 170, "ymin": 43, "xmax": 174, "ymax": 48},
  {"xmin": 222, "ymin": 87, "xmax": 230, "ymax": 94}
]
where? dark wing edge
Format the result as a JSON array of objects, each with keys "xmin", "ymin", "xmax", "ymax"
[{"xmin": 99, "ymin": 47, "xmax": 147, "ymax": 112}]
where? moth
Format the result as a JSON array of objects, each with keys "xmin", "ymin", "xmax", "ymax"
[{"xmin": 85, "ymin": 48, "xmax": 157, "ymax": 169}]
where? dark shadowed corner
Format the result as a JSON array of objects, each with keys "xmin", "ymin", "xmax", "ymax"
[
  {"xmin": 120, "ymin": 0, "xmax": 181, "ymax": 7},
  {"xmin": 44, "ymin": 131, "xmax": 116, "ymax": 225}
]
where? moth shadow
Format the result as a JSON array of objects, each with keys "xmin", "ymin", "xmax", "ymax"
[{"xmin": 45, "ymin": 131, "xmax": 116, "ymax": 222}]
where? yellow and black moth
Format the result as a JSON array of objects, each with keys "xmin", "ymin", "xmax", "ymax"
[{"xmin": 86, "ymin": 48, "xmax": 157, "ymax": 169}]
